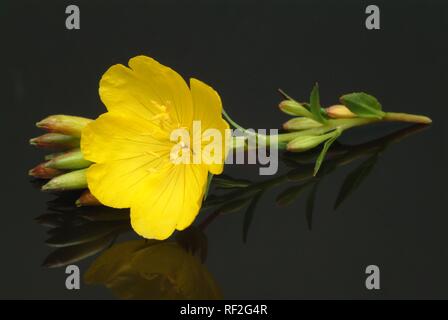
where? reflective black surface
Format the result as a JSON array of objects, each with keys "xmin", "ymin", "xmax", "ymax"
[{"xmin": 1, "ymin": 0, "xmax": 447, "ymax": 299}]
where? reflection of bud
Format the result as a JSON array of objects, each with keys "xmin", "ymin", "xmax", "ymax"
[
  {"xmin": 283, "ymin": 117, "xmax": 323, "ymax": 131},
  {"xmin": 279, "ymin": 100, "xmax": 313, "ymax": 117},
  {"xmin": 29, "ymin": 162, "xmax": 64, "ymax": 179},
  {"xmin": 325, "ymin": 105, "xmax": 356, "ymax": 119},
  {"xmin": 45, "ymin": 148, "xmax": 92, "ymax": 170},
  {"xmin": 42, "ymin": 234, "xmax": 116, "ymax": 268},
  {"xmin": 36, "ymin": 115, "xmax": 92, "ymax": 137},
  {"xmin": 42, "ymin": 168, "xmax": 87, "ymax": 191},
  {"xmin": 29, "ymin": 133, "xmax": 80, "ymax": 149},
  {"xmin": 287, "ymin": 134, "xmax": 330, "ymax": 152},
  {"xmin": 76, "ymin": 190, "xmax": 101, "ymax": 207}
]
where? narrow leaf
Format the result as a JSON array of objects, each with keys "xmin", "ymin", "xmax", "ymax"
[
  {"xmin": 310, "ymin": 83, "xmax": 327, "ymax": 123},
  {"xmin": 314, "ymin": 129, "xmax": 342, "ymax": 176}
]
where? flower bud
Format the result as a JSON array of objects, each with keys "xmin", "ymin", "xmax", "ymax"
[
  {"xmin": 287, "ymin": 134, "xmax": 331, "ymax": 152},
  {"xmin": 41, "ymin": 169, "xmax": 87, "ymax": 191},
  {"xmin": 325, "ymin": 105, "xmax": 356, "ymax": 119},
  {"xmin": 283, "ymin": 117, "xmax": 323, "ymax": 131},
  {"xmin": 45, "ymin": 152, "xmax": 64, "ymax": 160},
  {"xmin": 45, "ymin": 148, "xmax": 92, "ymax": 170},
  {"xmin": 76, "ymin": 190, "xmax": 102, "ymax": 207},
  {"xmin": 29, "ymin": 162, "xmax": 64, "ymax": 179},
  {"xmin": 36, "ymin": 115, "xmax": 92, "ymax": 137},
  {"xmin": 29, "ymin": 133, "xmax": 80, "ymax": 149},
  {"xmin": 278, "ymin": 100, "xmax": 313, "ymax": 117}
]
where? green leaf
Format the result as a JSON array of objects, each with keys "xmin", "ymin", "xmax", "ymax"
[
  {"xmin": 334, "ymin": 154, "xmax": 378, "ymax": 209},
  {"xmin": 313, "ymin": 129, "xmax": 342, "ymax": 176},
  {"xmin": 310, "ymin": 83, "xmax": 327, "ymax": 124},
  {"xmin": 340, "ymin": 92, "xmax": 385, "ymax": 119}
]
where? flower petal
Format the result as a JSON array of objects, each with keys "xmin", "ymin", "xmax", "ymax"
[
  {"xmin": 99, "ymin": 56, "xmax": 193, "ymax": 128},
  {"xmin": 81, "ymin": 112, "xmax": 171, "ymax": 164},
  {"xmin": 190, "ymin": 78, "xmax": 230, "ymax": 174},
  {"xmin": 130, "ymin": 164, "xmax": 208, "ymax": 240},
  {"xmin": 86, "ymin": 158, "xmax": 171, "ymax": 209}
]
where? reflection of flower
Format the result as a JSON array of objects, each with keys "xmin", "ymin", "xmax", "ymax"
[
  {"xmin": 84, "ymin": 239, "xmax": 221, "ymax": 300},
  {"xmin": 81, "ymin": 56, "xmax": 229, "ymax": 240}
]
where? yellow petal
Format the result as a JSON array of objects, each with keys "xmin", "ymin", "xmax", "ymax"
[
  {"xmin": 86, "ymin": 157, "xmax": 172, "ymax": 208},
  {"xmin": 130, "ymin": 164, "xmax": 208, "ymax": 240},
  {"xmin": 99, "ymin": 56, "xmax": 193, "ymax": 128},
  {"xmin": 190, "ymin": 78, "xmax": 230, "ymax": 174},
  {"xmin": 81, "ymin": 112, "xmax": 171, "ymax": 164},
  {"xmin": 190, "ymin": 78, "xmax": 223, "ymax": 129},
  {"xmin": 128, "ymin": 56, "xmax": 194, "ymax": 126}
]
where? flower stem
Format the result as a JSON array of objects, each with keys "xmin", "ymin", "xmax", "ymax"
[
  {"xmin": 276, "ymin": 118, "xmax": 376, "ymax": 145},
  {"xmin": 383, "ymin": 112, "xmax": 432, "ymax": 124},
  {"xmin": 223, "ymin": 108, "xmax": 431, "ymax": 150}
]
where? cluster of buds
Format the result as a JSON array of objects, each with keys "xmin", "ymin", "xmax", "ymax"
[
  {"xmin": 280, "ymin": 101, "xmax": 354, "ymax": 153},
  {"xmin": 277, "ymin": 85, "xmax": 357, "ymax": 156},
  {"xmin": 29, "ymin": 115, "xmax": 101, "ymax": 206}
]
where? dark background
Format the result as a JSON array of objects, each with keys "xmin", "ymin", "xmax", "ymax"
[{"xmin": 1, "ymin": 0, "xmax": 447, "ymax": 299}]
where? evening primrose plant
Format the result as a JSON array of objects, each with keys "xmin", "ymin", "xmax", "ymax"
[{"xmin": 29, "ymin": 55, "xmax": 432, "ymax": 240}]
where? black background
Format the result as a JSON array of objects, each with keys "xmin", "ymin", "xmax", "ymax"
[{"xmin": 1, "ymin": 0, "xmax": 447, "ymax": 299}]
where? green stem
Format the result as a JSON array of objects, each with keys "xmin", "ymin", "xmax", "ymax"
[
  {"xmin": 276, "ymin": 118, "xmax": 376, "ymax": 145},
  {"xmin": 223, "ymin": 109, "xmax": 431, "ymax": 149},
  {"xmin": 383, "ymin": 112, "xmax": 432, "ymax": 124}
]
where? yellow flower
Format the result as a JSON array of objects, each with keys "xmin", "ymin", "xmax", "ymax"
[
  {"xmin": 81, "ymin": 56, "xmax": 229, "ymax": 240},
  {"xmin": 84, "ymin": 239, "xmax": 222, "ymax": 300}
]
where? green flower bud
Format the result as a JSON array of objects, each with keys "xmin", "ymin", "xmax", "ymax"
[
  {"xmin": 36, "ymin": 115, "xmax": 92, "ymax": 137},
  {"xmin": 42, "ymin": 169, "xmax": 87, "ymax": 191},
  {"xmin": 29, "ymin": 133, "xmax": 80, "ymax": 149},
  {"xmin": 45, "ymin": 152, "xmax": 66, "ymax": 160},
  {"xmin": 278, "ymin": 100, "xmax": 313, "ymax": 117},
  {"xmin": 45, "ymin": 148, "xmax": 92, "ymax": 170},
  {"xmin": 283, "ymin": 117, "xmax": 323, "ymax": 131},
  {"xmin": 287, "ymin": 134, "xmax": 332, "ymax": 152}
]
